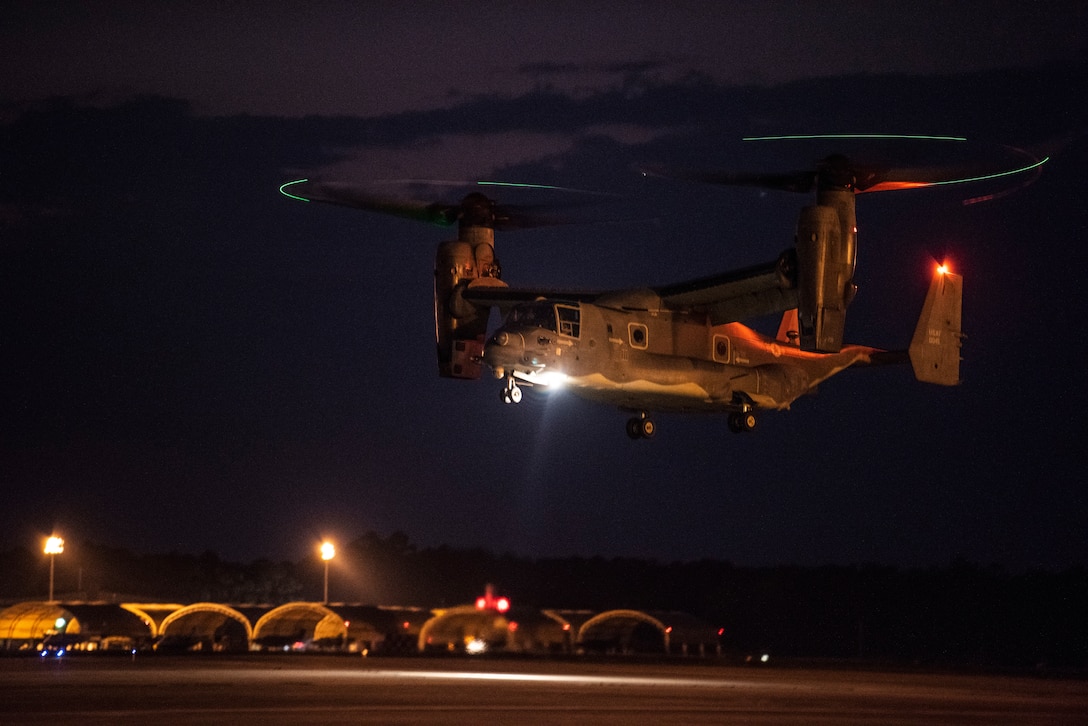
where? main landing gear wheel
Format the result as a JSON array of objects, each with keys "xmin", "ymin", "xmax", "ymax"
[
  {"xmin": 626, "ymin": 415, "xmax": 655, "ymax": 439},
  {"xmin": 728, "ymin": 411, "xmax": 757, "ymax": 433},
  {"xmin": 500, "ymin": 378, "xmax": 523, "ymax": 404}
]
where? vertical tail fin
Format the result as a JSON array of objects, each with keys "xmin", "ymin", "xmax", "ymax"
[{"xmin": 909, "ymin": 265, "xmax": 963, "ymax": 385}]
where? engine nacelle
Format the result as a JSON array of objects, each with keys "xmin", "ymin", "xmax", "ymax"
[
  {"xmin": 795, "ymin": 193, "xmax": 857, "ymax": 352},
  {"xmin": 434, "ymin": 230, "xmax": 505, "ymax": 379}
]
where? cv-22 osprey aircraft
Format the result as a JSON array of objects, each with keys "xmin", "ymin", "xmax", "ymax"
[
  {"xmin": 281, "ymin": 139, "xmax": 1043, "ymax": 437},
  {"xmin": 480, "ymin": 259, "xmax": 961, "ymax": 438}
]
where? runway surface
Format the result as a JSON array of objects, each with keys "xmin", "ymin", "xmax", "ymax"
[{"xmin": 2, "ymin": 656, "xmax": 1085, "ymax": 725}]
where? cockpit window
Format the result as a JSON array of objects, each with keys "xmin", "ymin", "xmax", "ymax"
[
  {"xmin": 508, "ymin": 301, "xmax": 557, "ymax": 332},
  {"xmin": 556, "ymin": 304, "xmax": 580, "ymax": 337}
]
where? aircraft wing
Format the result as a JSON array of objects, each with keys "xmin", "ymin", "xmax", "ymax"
[
  {"xmin": 462, "ymin": 254, "xmax": 798, "ymax": 323},
  {"xmin": 652, "ymin": 254, "xmax": 798, "ymax": 324},
  {"xmin": 460, "ymin": 284, "xmax": 601, "ymax": 313}
]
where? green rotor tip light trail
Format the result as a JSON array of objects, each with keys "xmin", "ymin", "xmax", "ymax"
[{"xmin": 279, "ymin": 179, "xmax": 310, "ymax": 202}]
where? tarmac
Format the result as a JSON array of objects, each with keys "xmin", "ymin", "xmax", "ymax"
[{"xmin": 2, "ymin": 655, "xmax": 1086, "ymax": 725}]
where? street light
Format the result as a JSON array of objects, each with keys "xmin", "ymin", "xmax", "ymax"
[
  {"xmin": 44, "ymin": 535, "xmax": 64, "ymax": 603},
  {"xmin": 320, "ymin": 541, "xmax": 335, "ymax": 604}
]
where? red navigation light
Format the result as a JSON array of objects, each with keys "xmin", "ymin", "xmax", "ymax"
[{"xmin": 476, "ymin": 584, "xmax": 511, "ymax": 612}]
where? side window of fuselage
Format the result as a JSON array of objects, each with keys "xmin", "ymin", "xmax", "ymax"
[
  {"xmin": 556, "ymin": 304, "xmax": 580, "ymax": 337},
  {"xmin": 712, "ymin": 334, "xmax": 730, "ymax": 363},
  {"xmin": 628, "ymin": 322, "xmax": 648, "ymax": 349}
]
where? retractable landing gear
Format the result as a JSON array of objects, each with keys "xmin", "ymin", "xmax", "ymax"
[
  {"xmin": 626, "ymin": 412, "xmax": 655, "ymax": 440},
  {"xmin": 728, "ymin": 410, "xmax": 757, "ymax": 433},
  {"xmin": 500, "ymin": 376, "xmax": 523, "ymax": 404}
]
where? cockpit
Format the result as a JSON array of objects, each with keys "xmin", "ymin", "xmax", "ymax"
[
  {"xmin": 507, "ymin": 300, "xmax": 557, "ymax": 331},
  {"xmin": 505, "ymin": 301, "xmax": 580, "ymax": 337}
]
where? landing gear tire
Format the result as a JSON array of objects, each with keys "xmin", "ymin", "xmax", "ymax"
[
  {"xmin": 500, "ymin": 379, "xmax": 523, "ymax": 404},
  {"xmin": 728, "ymin": 411, "xmax": 757, "ymax": 433},
  {"xmin": 626, "ymin": 416, "xmax": 655, "ymax": 439}
]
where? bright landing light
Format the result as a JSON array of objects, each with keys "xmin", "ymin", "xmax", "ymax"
[{"xmin": 517, "ymin": 370, "xmax": 568, "ymax": 389}]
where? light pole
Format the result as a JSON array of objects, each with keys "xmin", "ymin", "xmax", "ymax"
[
  {"xmin": 320, "ymin": 541, "xmax": 335, "ymax": 604},
  {"xmin": 44, "ymin": 535, "xmax": 64, "ymax": 603}
]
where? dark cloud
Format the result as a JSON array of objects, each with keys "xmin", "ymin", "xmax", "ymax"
[{"xmin": 3, "ymin": 2, "xmax": 1086, "ymax": 117}]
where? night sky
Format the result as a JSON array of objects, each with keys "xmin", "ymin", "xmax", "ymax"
[{"xmin": 2, "ymin": 2, "xmax": 1086, "ymax": 569}]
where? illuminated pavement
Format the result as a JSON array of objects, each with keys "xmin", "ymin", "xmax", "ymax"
[{"xmin": 2, "ymin": 656, "xmax": 1085, "ymax": 724}]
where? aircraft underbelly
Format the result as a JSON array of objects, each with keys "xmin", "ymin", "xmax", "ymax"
[
  {"xmin": 562, "ymin": 367, "xmax": 787, "ymax": 413},
  {"xmin": 560, "ymin": 357, "xmax": 817, "ymax": 413},
  {"xmin": 565, "ymin": 373, "xmax": 725, "ymax": 412}
]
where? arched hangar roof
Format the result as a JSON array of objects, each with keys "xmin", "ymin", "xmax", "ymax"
[
  {"xmin": 579, "ymin": 609, "xmax": 666, "ymax": 640},
  {"xmin": 120, "ymin": 604, "xmax": 186, "ymax": 637},
  {"xmin": 578, "ymin": 609, "xmax": 668, "ymax": 653},
  {"xmin": 253, "ymin": 602, "xmax": 432, "ymax": 642},
  {"xmin": 0, "ymin": 602, "xmax": 155, "ymax": 640},
  {"xmin": 159, "ymin": 602, "xmax": 254, "ymax": 641},
  {"xmin": 419, "ymin": 605, "xmax": 570, "ymax": 652}
]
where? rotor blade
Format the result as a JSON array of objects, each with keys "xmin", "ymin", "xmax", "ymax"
[
  {"xmin": 642, "ymin": 135, "xmax": 1053, "ymax": 196},
  {"xmin": 854, "ymin": 138, "xmax": 1052, "ymax": 192},
  {"xmin": 281, "ymin": 178, "xmax": 626, "ymax": 230},
  {"xmin": 279, "ymin": 179, "xmax": 460, "ymax": 226},
  {"xmin": 856, "ymin": 153, "xmax": 1050, "ymax": 192},
  {"xmin": 488, "ymin": 203, "xmax": 583, "ymax": 230},
  {"xmin": 640, "ymin": 165, "xmax": 816, "ymax": 193}
]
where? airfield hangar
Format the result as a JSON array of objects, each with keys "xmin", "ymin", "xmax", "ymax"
[{"xmin": 0, "ymin": 600, "xmax": 721, "ymax": 657}]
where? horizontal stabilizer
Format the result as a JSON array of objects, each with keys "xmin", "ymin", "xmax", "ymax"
[
  {"xmin": 909, "ymin": 266, "xmax": 963, "ymax": 385},
  {"xmin": 776, "ymin": 308, "xmax": 799, "ymax": 345}
]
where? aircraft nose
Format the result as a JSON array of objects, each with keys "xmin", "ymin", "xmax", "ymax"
[{"xmin": 484, "ymin": 329, "xmax": 524, "ymax": 370}]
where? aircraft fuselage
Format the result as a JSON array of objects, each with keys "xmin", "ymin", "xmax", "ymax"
[{"xmin": 484, "ymin": 289, "xmax": 875, "ymax": 415}]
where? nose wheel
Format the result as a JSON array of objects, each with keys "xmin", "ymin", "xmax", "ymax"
[
  {"xmin": 500, "ymin": 377, "xmax": 523, "ymax": 404},
  {"xmin": 626, "ymin": 413, "xmax": 655, "ymax": 439},
  {"xmin": 728, "ymin": 410, "xmax": 757, "ymax": 433}
]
